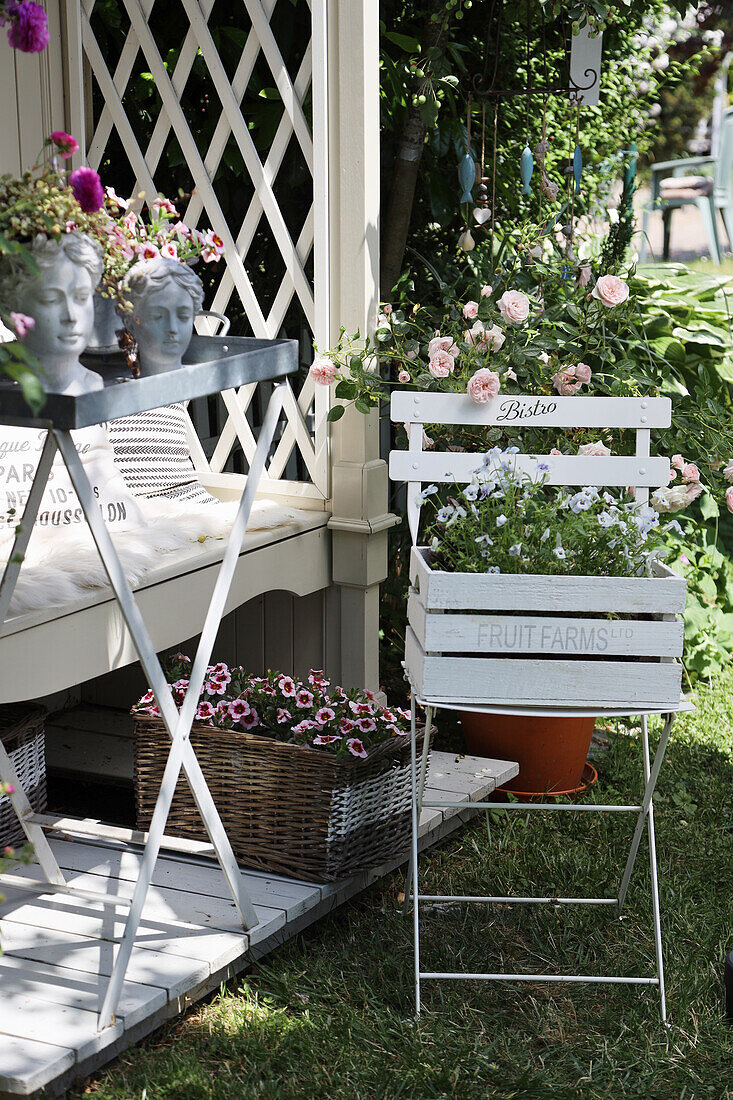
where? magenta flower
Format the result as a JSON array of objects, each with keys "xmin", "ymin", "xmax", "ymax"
[
  {"xmin": 346, "ymin": 738, "xmax": 368, "ymax": 759},
  {"xmin": 296, "ymin": 689, "xmax": 314, "ymax": 709},
  {"xmin": 5, "ymin": 1, "xmax": 49, "ymax": 53},
  {"xmin": 10, "ymin": 311, "xmax": 34, "ymax": 338},
  {"xmin": 69, "ymin": 166, "xmax": 105, "ymax": 213},
  {"xmin": 49, "ymin": 131, "xmax": 79, "ymax": 159}
]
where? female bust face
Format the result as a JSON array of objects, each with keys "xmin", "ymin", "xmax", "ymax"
[
  {"xmin": 22, "ymin": 251, "xmax": 101, "ymax": 394},
  {"xmin": 132, "ymin": 280, "xmax": 195, "ymax": 375}
]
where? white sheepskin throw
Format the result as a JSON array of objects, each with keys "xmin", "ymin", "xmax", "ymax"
[{"xmin": 0, "ymin": 496, "xmax": 302, "ymax": 618}]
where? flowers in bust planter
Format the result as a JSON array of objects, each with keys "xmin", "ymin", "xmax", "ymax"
[
  {"xmin": 0, "ymin": 139, "xmax": 109, "ymax": 408},
  {"xmin": 421, "ymin": 450, "xmax": 689, "ymax": 579},
  {"xmin": 133, "ymin": 659, "xmax": 410, "ymax": 762},
  {"xmin": 102, "ymin": 192, "xmax": 224, "ymax": 309}
]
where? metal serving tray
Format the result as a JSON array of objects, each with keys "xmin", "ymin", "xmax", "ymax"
[{"xmin": 0, "ymin": 335, "xmax": 298, "ymax": 430}]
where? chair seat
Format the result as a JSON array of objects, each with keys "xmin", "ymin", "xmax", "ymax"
[{"xmin": 659, "ymin": 174, "xmax": 713, "ymax": 198}]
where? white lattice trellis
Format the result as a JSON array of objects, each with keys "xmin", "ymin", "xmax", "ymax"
[{"xmin": 73, "ymin": 0, "xmax": 330, "ymax": 501}]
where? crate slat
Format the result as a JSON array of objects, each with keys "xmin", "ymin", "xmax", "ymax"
[
  {"xmin": 410, "ymin": 548, "xmax": 687, "ymax": 614},
  {"xmin": 405, "ymin": 627, "xmax": 683, "ymax": 708},
  {"xmin": 408, "ymin": 589, "xmax": 684, "ymax": 658}
]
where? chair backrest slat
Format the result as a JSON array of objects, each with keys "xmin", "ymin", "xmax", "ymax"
[
  {"xmin": 389, "ymin": 392, "xmax": 671, "ymax": 544},
  {"xmin": 390, "ymin": 391, "xmax": 671, "ymax": 430}
]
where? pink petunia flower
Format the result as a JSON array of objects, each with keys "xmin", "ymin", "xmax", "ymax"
[
  {"xmin": 356, "ymin": 717, "xmax": 376, "ymax": 734},
  {"xmin": 315, "ymin": 707, "xmax": 336, "ymax": 724},
  {"xmin": 276, "ymin": 708, "xmax": 292, "ymax": 724},
  {"xmin": 240, "ymin": 708, "xmax": 259, "ymax": 729},
  {"xmin": 153, "ymin": 196, "xmax": 179, "ymax": 217},
  {"xmin": 278, "ymin": 676, "xmax": 296, "ymax": 697},
  {"xmin": 160, "ymin": 241, "xmax": 178, "ymax": 260},
  {"xmin": 105, "ymin": 186, "xmax": 129, "ymax": 209},
  {"xmin": 296, "ymin": 689, "xmax": 314, "ymax": 708},
  {"xmin": 340, "ymin": 719, "xmax": 357, "ymax": 734},
  {"xmin": 196, "ymin": 701, "xmax": 216, "ymax": 721},
  {"xmin": 312, "ymin": 734, "xmax": 342, "ymax": 746},
  {"xmin": 228, "ymin": 699, "xmax": 252, "ymax": 721},
  {"xmin": 346, "ymin": 738, "xmax": 368, "ymax": 759}
]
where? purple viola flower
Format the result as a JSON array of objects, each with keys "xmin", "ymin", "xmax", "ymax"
[
  {"xmin": 5, "ymin": 1, "xmax": 50, "ymax": 53},
  {"xmin": 69, "ymin": 166, "xmax": 105, "ymax": 213}
]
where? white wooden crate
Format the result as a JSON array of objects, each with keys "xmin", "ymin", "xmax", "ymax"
[{"xmin": 406, "ymin": 547, "xmax": 686, "ymax": 709}]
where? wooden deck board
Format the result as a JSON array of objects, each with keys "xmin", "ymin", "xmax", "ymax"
[{"xmin": 0, "ymin": 750, "xmax": 518, "ymax": 1098}]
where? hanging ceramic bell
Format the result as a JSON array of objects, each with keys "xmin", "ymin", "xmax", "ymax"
[
  {"xmin": 573, "ymin": 144, "xmax": 583, "ymax": 195},
  {"xmin": 458, "ymin": 228, "xmax": 475, "ymax": 252},
  {"xmin": 521, "ymin": 144, "xmax": 534, "ymax": 196},
  {"xmin": 458, "ymin": 153, "xmax": 476, "ymax": 205}
]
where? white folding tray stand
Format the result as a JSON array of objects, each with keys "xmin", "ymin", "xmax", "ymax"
[
  {"xmin": 0, "ymin": 340, "xmax": 296, "ymax": 1030},
  {"xmin": 389, "ymin": 389, "xmax": 692, "ymax": 1023}
]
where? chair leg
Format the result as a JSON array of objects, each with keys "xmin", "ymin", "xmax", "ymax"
[
  {"xmin": 662, "ymin": 208, "xmax": 673, "ymax": 261},
  {"xmin": 696, "ymin": 196, "xmax": 721, "ymax": 264},
  {"xmin": 639, "ymin": 205, "xmax": 651, "ymax": 262},
  {"xmin": 720, "ymin": 203, "xmax": 733, "ymax": 253}
]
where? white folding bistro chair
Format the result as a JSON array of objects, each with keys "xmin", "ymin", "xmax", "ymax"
[{"xmin": 389, "ymin": 389, "xmax": 691, "ymax": 1022}]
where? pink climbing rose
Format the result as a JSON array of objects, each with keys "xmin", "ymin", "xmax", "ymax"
[
  {"xmin": 591, "ymin": 274, "xmax": 630, "ymax": 308},
  {"xmin": 462, "ymin": 300, "xmax": 479, "ymax": 320},
  {"xmin": 467, "ymin": 368, "xmax": 501, "ymax": 404},
  {"xmin": 428, "ymin": 349, "xmax": 455, "ymax": 378},
  {"xmin": 428, "ymin": 335, "xmax": 459, "ymax": 360},
  {"xmin": 497, "ymin": 290, "xmax": 530, "ymax": 324},
  {"xmin": 309, "ymin": 356, "xmax": 337, "ymax": 385}
]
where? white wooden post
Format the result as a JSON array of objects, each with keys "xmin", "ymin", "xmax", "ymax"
[{"xmin": 326, "ymin": 0, "xmax": 394, "ymax": 691}]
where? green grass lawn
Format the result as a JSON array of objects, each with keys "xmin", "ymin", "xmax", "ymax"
[{"xmin": 77, "ymin": 672, "xmax": 733, "ymax": 1100}]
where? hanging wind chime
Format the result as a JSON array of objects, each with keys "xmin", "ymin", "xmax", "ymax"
[{"xmin": 456, "ymin": 0, "xmax": 597, "ymax": 272}]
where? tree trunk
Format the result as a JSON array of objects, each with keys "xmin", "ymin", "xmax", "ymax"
[
  {"xmin": 380, "ymin": 6, "xmax": 446, "ymax": 298},
  {"xmin": 380, "ymin": 105, "xmax": 428, "ymax": 298}
]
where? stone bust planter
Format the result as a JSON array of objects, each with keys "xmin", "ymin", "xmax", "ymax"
[
  {"xmin": 118, "ymin": 256, "xmax": 204, "ymax": 376},
  {"xmin": 0, "ymin": 232, "xmax": 105, "ymax": 395}
]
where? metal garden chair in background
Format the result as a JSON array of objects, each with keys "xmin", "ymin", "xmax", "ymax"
[{"xmin": 640, "ymin": 105, "xmax": 733, "ymax": 264}]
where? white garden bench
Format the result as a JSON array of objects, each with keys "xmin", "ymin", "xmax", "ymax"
[{"xmin": 390, "ymin": 389, "xmax": 690, "ymax": 1023}]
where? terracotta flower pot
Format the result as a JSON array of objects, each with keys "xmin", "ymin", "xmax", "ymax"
[{"xmin": 459, "ymin": 711, "xmax": 596, "ymax": 795}]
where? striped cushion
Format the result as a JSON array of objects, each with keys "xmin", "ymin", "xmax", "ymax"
[{"xmin": 108, "ymin": 404, "xmax": 218, "ymax": 505}]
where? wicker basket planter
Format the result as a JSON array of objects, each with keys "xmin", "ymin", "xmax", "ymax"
[
  {"xmin": 407, "ymin": 547, "xmax": 687, "ymax": 710},
  {"xmin": 134, "ymin": 715, "xmax": 429, "ymax": 881},
  {"xmin": 0, "ymin": 705, "xmax": 47, "ymax": 848}
]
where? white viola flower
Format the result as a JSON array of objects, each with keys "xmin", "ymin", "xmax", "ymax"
[
  {"xmin": 553, "ymin": 546, "xmax": 567, "ymax": 559},
  {"xmin": 602, "ymin": 491, "xmax": 617, "ymax": 505},
  {"xmin": 495, "ymin": 514, "xmax": 508, "ymax": 527},
  {"xmin": 418, "ymin": 484, "xmax": 439, "ymax": 503},
  {"xmin": 597, "ymin": 511, "xmax": 616, "ymax": 528},
  {"xmin": 463, "ymin": 483, "xmax": 480, "ymax": 501},
  {"xmin": 436, "ymin": 506, "xmax": 454, "ymax": 524},
  {"xmin": 475, "ymin": 534, "xmax": 494, "ymax": 547},
  {"xmin": 486, "ymin": 565, "xmax": 501, "ymax": 574},
  {"xmin": 445, "ymin": 506, "xmax": 467, "ymax": 527},
  {"xmin": 664, "ymin": 519, "xmax": 684, "ymax": 536},
  {"xmin": 470, "ymin": 502, "xmax": 480, "ymax": 517},
  {"xmin": 535, "ymin": 460, "xmax": 551, "ymax": 475},
  {"xmin": 430, "ymin": 536, "xmax": 440, "ymax": 551},
  {"xmin": 540, "ymin": 527, "xmax": 551, "ymax": 542},
  {"xmin": 509, "ymin": 543, "xmax": 522, "ymax": 557}
]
